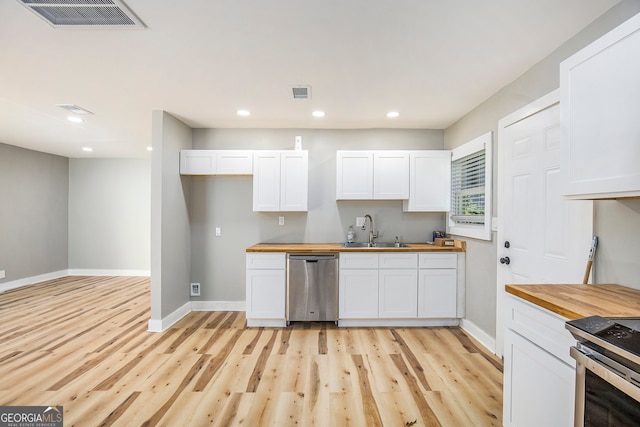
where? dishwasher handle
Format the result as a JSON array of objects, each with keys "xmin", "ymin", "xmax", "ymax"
[{"xmin": 288, "ymin": 254, "xmax": 338, "ymax": 262}]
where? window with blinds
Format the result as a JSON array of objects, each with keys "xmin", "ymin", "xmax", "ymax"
[
  {"xmin": 447, "ymin": 131, "xmax": 492, "ymax": 241},
  {"xmin": 451, "ymin": 149, "xmax": 486, "ymax": 224}
]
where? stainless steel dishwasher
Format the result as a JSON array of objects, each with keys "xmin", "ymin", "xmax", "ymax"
[{"xmin": 287, "ymin": 253, "xmax": 338, "ymax": 323}]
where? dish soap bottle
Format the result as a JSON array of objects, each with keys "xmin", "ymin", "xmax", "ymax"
[{"xmin": 347, "ymin": 226, "xmax": 355, "ymax": 243}]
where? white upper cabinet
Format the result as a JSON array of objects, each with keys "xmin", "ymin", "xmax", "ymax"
[
  {"xmin": 336, "ymin": 150, "xmax": 409, "ymax": 200},
  {"xmin": 403, "ymin": 150, "xmax": 451, "ymax": 212},
  {"xmin": 373, "ymin": 151, "xmax": 410, "ymax": 199},
  {"xmin": 335, "ymin": 151, "xmax": 374, "ymax": 199},
  {"xmin": 180, "ymin": 150, "xmax": 216, "ymax": 175},
  {"xmin": 560, "ymin": 13, "xmax": 640, "ymax": 199},
  {"xmin": 253, "ymin": 150, "xmax": 308, "ymax": 211},
  {"xmin": 180, "ymin": 150, "xmax": 253, "ymax": 175}
]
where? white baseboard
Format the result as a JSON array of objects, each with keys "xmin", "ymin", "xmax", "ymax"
[
  {"xmin": 460, "ymin": 318, "xmax": 496, "ymax": 355},
  {"xmin": 191, "ymin": 301, "xmax": 245, "ymax": 311},
  {"xmin": 147, "ymin": 301, "xmax": 192, "ymax": 333},
  {"xmin": 338, "ymin": 319, "xmax": 460, "ymax": 327},
  {"xmin": 68, "ymin": 269, "xmax": 150, "ymax": 277},
  {"xmin": 0, "ymin": 270, "xmax": 68, "ymax": 293}
]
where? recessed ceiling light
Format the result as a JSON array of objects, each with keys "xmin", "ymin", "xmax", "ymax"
[
  {"xmin": 67, "ymin": 116, "xmax": 83, "ymax": 123},
  {"xmin": 237, "ymin": 110, "xmax": 251, "ymax": 116},
  {"xmin": 82, "ymin": 147, "xmax": 93, "ymax": 152},
  {"xmin": 147, "ymin": 146, "xmax": 153, "ymax": 151},
  {"xmin": 312, "ymin": 111, "xmax": 325, "ymax": 118},
  {"xmin": 386, "ymin": 111, "xmax": 400, "ymax": 118}
]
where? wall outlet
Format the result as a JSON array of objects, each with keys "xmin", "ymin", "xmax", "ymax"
[
  {"xmin": 0, "ymin": 270, "xmax": 5, "ymax": 280},
  {"xmin": 190, "ymin": 283, "xmax": 201, "ymax": 297},
  {"xmin": 215, "ymin": 227, "xmax": 221, "ymax": 237},
  {"xmin": 279, "ymin": 216, "xmax": 285, "ymax": 226},
  {"xmin": 356, "ymin": 217, "xmax": 365, "ymax": 227},
  {"xmin": 294, "ymin": 136, "xmax": 302, "ymax": 150}
]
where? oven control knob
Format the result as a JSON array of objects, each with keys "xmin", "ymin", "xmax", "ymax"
[{"xmin": 500, "ymin": 256, "xmax": 511, "ymax": 265}]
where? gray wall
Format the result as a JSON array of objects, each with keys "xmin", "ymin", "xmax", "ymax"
[
  {"xmin": 150, "ymin": 111, "xmax": 192, "ymax": 321},
  {"xmin": 68, "ymin": 158, "xmax": 150, "ymax": 271},
  {"xmin": 0, "ymin": 143, "xmax": 68, "ymax": 282},
  {"xmin": 190, "ymin": 128, "xmax": 445, "ymax": 301},
  {"xmin": 444, "ymin": 1, "xmax": 640, "ymax": 340}
]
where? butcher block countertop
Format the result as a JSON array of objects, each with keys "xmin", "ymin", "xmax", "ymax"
[
  {"xmin": 246, "ymin": 240, "xmax": 466, "ymax": 253},
  {"xmin": 506, "ymin": 283, "xmax": 640, "ymax": 320}
]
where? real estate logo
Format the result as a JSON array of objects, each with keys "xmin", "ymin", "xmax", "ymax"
[{"xmin": 0, "ymin": 406, "xmax": 63, "ymax": 427}]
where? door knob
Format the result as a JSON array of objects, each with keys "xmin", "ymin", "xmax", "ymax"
[
  {"xmin": 500, "ymin": 256, "xmax": 511, "ymax": 265},
  {"xmin": 504, "ymin": 241, "xmax": 510, "ymax": 248}
]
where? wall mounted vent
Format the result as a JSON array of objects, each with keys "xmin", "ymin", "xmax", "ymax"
[
  {"xmin": 292, "ymin": 86, "xmax": 311, "ymax": 100},
  {"xmin": 17, "ymin": 0, "xmax": 145, "ymax": 29}
]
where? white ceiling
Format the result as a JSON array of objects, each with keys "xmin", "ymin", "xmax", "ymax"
[{"xmin": 0, "ymin": 0, "xmax": 619, "ymax": 158}]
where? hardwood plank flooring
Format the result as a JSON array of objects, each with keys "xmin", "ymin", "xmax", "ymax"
[{"xmin": 0, "ymin": 276, "xmax": 503, "ymax": 426}]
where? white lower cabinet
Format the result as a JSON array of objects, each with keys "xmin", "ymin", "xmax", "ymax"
[
  {"xmin": 418, "ymin": 268, "xmax": 457, "ymax": 318},
  {"xmin": 339, "ymin": 268, "xmax": 379, "ymax": 318},
  {"xmin": 503, "ymin": 293, "xmax": 576, "ymax": 427},
  {"xmin": 245, "ymin": 253, "xmax": 286, "ymax": 327},
  {"xmin": 339, "ymin": 252, "xmax": 461, "ymax": 324},
  {"xmin": 418, "ymin": 253, "xmax": 458, "ymax": 318},
  {"xmin": 379, "ymin": 269, "xmax": 418, "ymax": 318}
]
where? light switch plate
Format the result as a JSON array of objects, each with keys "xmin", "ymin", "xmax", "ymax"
[
  {"xmin": 356, "ymin": 217, "xmax": 365, "ymax": 227},
  {"xmin": 215, "ymin": 227, "xmax": 221, "ymax": 237},
  {"xmin": 278, "ymin": 216, "xmax": 285, "ymax": 226}
]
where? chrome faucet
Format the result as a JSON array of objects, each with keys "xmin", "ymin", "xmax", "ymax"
[{"xmin": 362, "ymin": 214, "xmax": 378, "ymax": 246}]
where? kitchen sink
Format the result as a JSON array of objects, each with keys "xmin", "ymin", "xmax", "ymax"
[{"xmin": 342, "ymin": 242, "xmax": 410, "ymax": 248}]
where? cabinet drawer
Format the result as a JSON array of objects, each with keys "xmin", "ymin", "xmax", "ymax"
[
  {"xmin": 419, "ymin": 253, "xmax": 457, "ymax": 269},
  {"xmin": 379, "ymin": 253, "xmax": 417, "ymax": 269},
  {"xmin": 505, "ymin": 294, "xmax": 576, "ymax": 366},
  {"xmin": 339, "ymin": 253, "xmax": 379, "ymax": 269},
  {"xmin": 246, "ymin": 253, "xmax": 286, "ymax": 269}
]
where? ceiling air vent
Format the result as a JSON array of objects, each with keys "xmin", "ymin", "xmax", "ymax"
[
  {"xmin": 292, "ymin": 86, "xmax": 311, "ymax": 100},
  {"xmin": 17, "ymin": 0, "xmax": 145, "ymax": 29},
  {"xmin": 56, "ymin": 104, "xmax": 94, "ymax": 115}
]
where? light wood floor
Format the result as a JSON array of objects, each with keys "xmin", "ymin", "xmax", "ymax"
[{"xmin": 0, "ymin": 276, "xmax": 503, "ymax": 426}]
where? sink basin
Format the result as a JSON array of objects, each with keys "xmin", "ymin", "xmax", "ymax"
[
  {"xmin": 373, "ymin": 242, "xmax": 411, "ymax": 248},
  {"xmin": 342, "ymin": 242, "xmax": 410, "ymax": 248}
]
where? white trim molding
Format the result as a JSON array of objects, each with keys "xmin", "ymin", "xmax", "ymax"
[
  {"xmin": 191, "ymin": 301, "xmax": 246, "ymax": 311},
  {"xmin": 147, "ymin": 301, "xmax": 192, "ymax": 332},
  {"xmin": 68, "ymin": 269, "xmax": 151, "ymax": 277},
  {"xmin": 460, "ymin": 318, "xmax": 497, "ymax": 355},
  {"xmin": 0, "ymin": 270, "xmax": 68, "ymax": 293}
]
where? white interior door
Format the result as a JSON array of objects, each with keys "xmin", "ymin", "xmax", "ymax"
[{"xmin": 495, "ymin": 90, "xmax": 593, "ymax": 356}]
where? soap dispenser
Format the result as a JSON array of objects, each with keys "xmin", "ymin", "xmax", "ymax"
[{"xmin": 347, "ymin": 226, "xmax": 355, "ymax": 243}]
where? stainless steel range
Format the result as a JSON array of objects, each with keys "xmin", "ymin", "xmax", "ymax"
[{"xmin": 566, "ymin": 316, "xmax": 640, "ymax": 426}]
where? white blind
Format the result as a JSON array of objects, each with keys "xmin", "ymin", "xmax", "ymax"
[{"xmin": 450, "ymin": 148, "xmax": 486, "ymax": 224}]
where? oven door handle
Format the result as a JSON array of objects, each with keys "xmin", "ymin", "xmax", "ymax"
[{"xmin": 571, "ymin": 346, "xmax": 640, "ymax": 403}]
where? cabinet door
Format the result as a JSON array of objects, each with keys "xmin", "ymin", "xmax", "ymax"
[
  {"xmin": 280, "ymin": 151, "xmax": 308, "ymax": 211},
  {"xmin": 379, "ymin": 269, "xmax": 418, "ymax": 318},
  {"xmin": 560, "ymin": 13, "xmax": 640, "ymax": 199},
  {"xmin": 404, "ymin": 151, "xmax": 451, "ymax": 211},
  {"xmin": 418, "ymin": 268, "xmax": 457, "ymax": 318},
  {"xmin": 216, "ymin": 150, "xmax": 253, "ymax": 175},
  {"xmin": 503, "ymin": 329, "xmax": 575, "ymax": 427},
  {"xmin": 246, "ymin": 269, "xmax": 286, "ymax": 319},
  {"xmin": 253, "ymin": 151, "xmax": 281, "ymax": 211},
  {"xmin": 338, "ymin": 269, "xmax": 378, "ymax": 318},
  {"xmin": 336, "ymin": 151, "xmax": 374, "ymax": 199},
  {"xmin": 180, "ymin": 150, "xmax": 216, "ymax": 175},
  {"xmin": 373, "ymin": 151, "xmax": 409, "ymax": 199}
]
